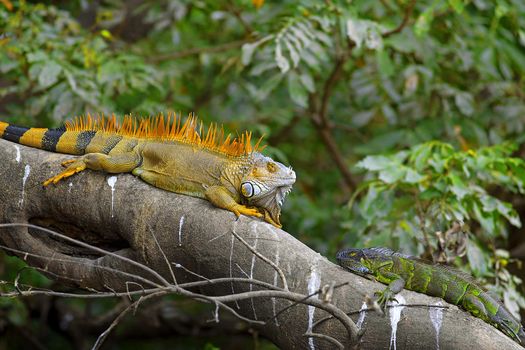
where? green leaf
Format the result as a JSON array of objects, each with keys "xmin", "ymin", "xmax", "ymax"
[
  {"xmin": 379, "ymin": 166, "xmax": 406, "ymax": 184},
  {"xmin": 473, "ymin": 200, "xmax": 495, "ymax": 233},
  {"xmin": 284, "ymin": 37, "xmax": 300, "ymax": 68},
  {"xmin": 287, "ymin": 72, "xmax": 307, "ymax": 107},
  {"xmin": 415, "ymin": 7, "xmax": 434, "ymax": 37},
  {"xmin": 449, "ymin": 173, "xmax": 468, "ymax": 199},
  {"xmin": 299, "ymin": 72, "xmax": 315, "ymax": 93},
  {"xmin": 411, "ymin": 143, "xmax": 433, "ymax": 171},
  {"xmin": 346, "ymin": 18, "xmax": 383, "ymax": 50},
  {"xmin": 495, "ymin": 200, "xmax": 521, "ymax": 228},
  {"xmin": 356, "ymin": 155, "xmax": 392, "ymax": 171},
  {"xmin": 448, "ymin": 0, "xmax": 464, "ymax": 13},
  {"xmin": 404, "ymin": 168, "xmax": 425, "ymax": 183},
  {"xmin": 275, "ymin": 40, "xmax": 290, "ymax": 73},
  {"xmin": 26, "ymin": 51, "xmax": 48, "ymax": 63},
  {"xmin": 256, "ymin": 73, "xmax": 283, "ymax": 101},
  {"xmin": 376, "ymin": 49, "xmax": 394, "ymax": 77},
  {"xmin": 467, "ymin": 239, "xmax": 489, "ymax": 277},
  {"xmin": 420, "ymin": 187, "xmax": 442, "ymax": 200},
  {"xmin": 38, "ymin": 61, "xmax": 62, "ymax": 88},
  {"xmin": 455, "ymin": 92, "xmax": 474, "ymax": 116},
  {"xmin": 53, "ymin": 90, "xmax": 73, "ymax": 121},
  {"xmin": 360, "ymin": 185, "xmax": 393, "ymax": 223}
]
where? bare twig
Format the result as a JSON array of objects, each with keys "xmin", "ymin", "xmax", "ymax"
[
  {"xmin": 226, "ymin": 0, "xmax": 254, "ymax": 34},
  {"xmin": 92, "ymin": 291, "xmax": 166, "ymax": 350},
  {"xmin": 382, "ymin": 0, "xmax": 416, "ymax": 37},
  {"xmin": 308, "ymin": 52, "xmax": 357, "ymax": 192},
  {"xmin": 148, "ymin": 225, "xmax": 177, "ymax": 284},
  {"xmin": 231, "ymin": 228, "xmax": 288, "ymax": 291},
  {"xmin": 2, "ymin": 272, "xmax": 287, "ymax": 299},
  {"xmin": 0, "ymin": 223, "xmax": 171, "ymax": 287},
  {"xmin": 0, "ymin": 242, "xmax": 162, "ymax": 289},
  {"xmin": 267, "ymin": 281, "xmax": 349, "ymax": 323},
  {"xmin": 213, "ymin": 289, "xmax": 360, "ymax": 342},
  {"xmin": 304, "ymin": 332, "xmax": 345, "ymax": 350},
  {"xmin": 0, "ymin": 222, "xmax": 358, "ymax": 347},
  {"xmin": 173, "ymin": 262, "xmax": 211, "ymax": 282}
]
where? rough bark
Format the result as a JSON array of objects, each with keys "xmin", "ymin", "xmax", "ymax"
[{"xmin": 0, "ymin": 138, "xmax": 522, "ymax": 350}]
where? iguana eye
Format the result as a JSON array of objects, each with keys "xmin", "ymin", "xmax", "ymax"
[
  {"xmin": 267, "ymin": 162, "xmax": 277, "ymax": 173},
  {"xmin": 241, "ymin": 182, "xmax": 261, "ymax": 198}
]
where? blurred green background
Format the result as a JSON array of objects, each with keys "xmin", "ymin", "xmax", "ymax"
[{"xmin": 1, "ymin": 0, "xmax": 525, "ymax": 348}]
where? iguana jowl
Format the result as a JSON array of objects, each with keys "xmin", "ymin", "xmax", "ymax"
[
  {"xmin": 0, "ymin": 114, "xmax": 296, "ymax": 227},
  {"xmin": 337, "ymin": 247, "xmax": 525, "ymax": 344}
]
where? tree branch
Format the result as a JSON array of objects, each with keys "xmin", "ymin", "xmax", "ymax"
[
  {"xmin": 149, "ymin": 39, "xmax": 252, "ymax": 63},
  {"xmin": 309, "ymin": 54, "xmax": 357, "ymax": 193},
  {"xmin": 0, "ymin": 139, "xmax": 521, "ymax": 350},
  {"xmin": 382, "ymin": 0, "xmax": 416, "ymax": 38}
]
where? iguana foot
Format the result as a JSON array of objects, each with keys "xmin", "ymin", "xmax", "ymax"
[
  {"xmin": 232, "ymin": 204, "xmax": 263, "ymax": 219},
  {"xmin": 61, "ymin": 159, "xmax": 76, "ymax": 167},
  {"xmin": 262, "ymin": 209, "xmax": 282, "ymax": 228},
  {"xmin": 43, "ymin": 160, "xmax": 87, "ymax": 186},
  {"xmin": 375, "ymin": 288, "xmax": 397, "ymax": 312}
]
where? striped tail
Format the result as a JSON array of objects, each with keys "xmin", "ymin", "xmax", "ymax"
[{"xmin": 0, "ymin": 121, "xmax": 90, "ymax": 155}]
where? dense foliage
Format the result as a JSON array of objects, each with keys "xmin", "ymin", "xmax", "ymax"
[{"xmin": 1, "ymin": 0, "xmax": 525, "ymax": 347}]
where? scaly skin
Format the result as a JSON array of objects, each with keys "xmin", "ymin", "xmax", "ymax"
[
  {"xmin": 0, "ymin": 115, "xmax": 296, "ymax": 227},
  {"xmin": 336, "ymin": 247, "xmax": 525, "ymax": 344}
]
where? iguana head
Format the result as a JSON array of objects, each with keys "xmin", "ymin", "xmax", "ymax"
[
  {"xmin": 240, "ymin": 154, "xmax": 296, "ymax": 228},
  {"xmin": 337, "ymin": 248, "xmax": 398, "ymax": 275},
  {"xmin": 336, "ymin": 249, "xmax": 373, "ymax": 275}
]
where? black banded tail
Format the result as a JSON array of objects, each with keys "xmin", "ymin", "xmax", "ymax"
[{"xmin": 0, "ymin": 121, "xmax": 94, "ymax": 155}]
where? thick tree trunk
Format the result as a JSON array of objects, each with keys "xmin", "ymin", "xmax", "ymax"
[{"xmin": 0, "ymin": 138, "xmax": 522, "ymax": 350}]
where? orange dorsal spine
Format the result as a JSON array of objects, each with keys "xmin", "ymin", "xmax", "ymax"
[{"xmin": 64, "ymin": 113, "xmax": 265, "ymax": 157}]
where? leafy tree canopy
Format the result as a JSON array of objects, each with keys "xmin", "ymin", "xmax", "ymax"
[{"xmin": 1, "ymin": 0, "xmax": 525, "ymax": 347}]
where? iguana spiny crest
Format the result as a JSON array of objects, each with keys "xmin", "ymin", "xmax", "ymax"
[{"xmin": 0, "ymin": 113, "xmax": 296, "ymax": 227}]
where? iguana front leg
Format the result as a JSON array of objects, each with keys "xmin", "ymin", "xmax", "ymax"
[
  {"xmin": 374, "ymin": 271, "xmax": 406, "ymax": 311},
  {"xmin": 204, "ymin": 185, "xmax": 263, "ymax": 220},
  {"xmin": 43, "ymin": 152, "xmax": 141, "ymax": 186}
]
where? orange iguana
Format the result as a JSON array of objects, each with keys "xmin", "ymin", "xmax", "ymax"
[{"xmin": 0, "ymin": 114, "xmax": 296, "ymax": 227}]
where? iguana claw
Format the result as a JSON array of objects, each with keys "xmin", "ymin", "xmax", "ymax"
[
  {"xmin": 232, "ymin": 204, "xmax": 263, "ymax": 219},
  {"xmin": 61, "ymin": 159, "xmax": 76, "ymax": 167},
  {"xmin": 43, "ymin": 160, "xmax": 87, "ymax": 186},
  {"xmin": 374, "ymin": 289, "xmax": 397, "ymax": 311}
]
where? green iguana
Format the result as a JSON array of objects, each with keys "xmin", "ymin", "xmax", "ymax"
[
  {"xmin": 0, "ymin": 114, "xmax": 295, "ymax": 227},
  {"xmin": 336, "ymin": 247, "xmax": 525, "ymax": 344}
]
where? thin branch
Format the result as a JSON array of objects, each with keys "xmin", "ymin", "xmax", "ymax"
[
  {"xmin": 212, "ymin": 289, "xmax": 360, "ymax": 343},
  {"xmin": 173, "ymin": 262, "xmax": 211, "ymax": 281},
  {"xmin": 0, "ymin": 223, "xmax": 172, "ymax": 287},
  {"xmin": 319, "ymin": 56, "xmax": 348, "ymax": 125},
  {"xmin": 92, "ymin": 291, "xmax": 166, "ymax": 350},
  {"xmin": 0, "ymin": 242, "xmax": 162, "ymax": 289},
  {"xmin": 306, "ymin": 0, "xmax": 415, "ymax": 193},
  {"xmin": 231, "ymin": 228, "xmax": 288, "ymax": 291},
  {"xmin": 226, "ymin": 0, "xmax": 253, "ymax": 34},
  {"xmin": 267, "ymin": 282, "xmax": 349, "ymax": 323},
  {"xmin": 304, "ymin": 332, "xmax": 344, "ymax": 350},
  {"xmin": 0, "ymin": 276, "xmax": 286, "ymax": 299},
  {"xmin": 172, "ymin": 287, "xmax": 266, "ymax": 325},
  {"xmin": 148, "ymin": 225, "xmax": 177, "ymax": 284},
  {"xmin": 382, "ymin": 0, "xmax": 416, "ymax": 37},
  {"xmin": 308, "ymin": 51, "xmax": 357, "ymax": 192},
  {"xmin": 149, "ymin": 39, "xmax": 251, "ymax": 62}
]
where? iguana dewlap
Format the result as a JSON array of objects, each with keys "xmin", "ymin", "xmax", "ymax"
[
  {"xmin": 0, "ymin": 114, "xmax": 296, "ymax": 227},
  {"xmin": 337, "ymin": 247, "xmax": 525, "ymax": 344}
]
